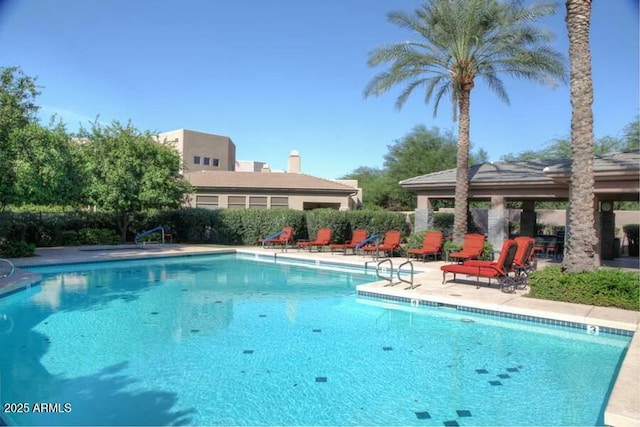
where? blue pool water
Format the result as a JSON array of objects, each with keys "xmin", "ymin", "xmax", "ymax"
[{"xmin": 0, "ymin": 254, "xmax": 631, "ymax": 426}]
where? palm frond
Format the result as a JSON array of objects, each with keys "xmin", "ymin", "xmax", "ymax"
[
  {"xmin": 480, "ymin": 71, "xmax": 510, "ymax": 105},
  {"xmin": 364, "ymin": 0, "xmax": 567, "ymax": 117}
]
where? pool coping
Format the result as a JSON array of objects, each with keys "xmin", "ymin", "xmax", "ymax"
[{"xmin": 1, "ymin": 244, "xmax": 638, "ymax": 426}]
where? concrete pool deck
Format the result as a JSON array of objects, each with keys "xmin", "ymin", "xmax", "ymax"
[{"xmin": 1, "ymin": 244, "xmax": 638, "ymax": 426}]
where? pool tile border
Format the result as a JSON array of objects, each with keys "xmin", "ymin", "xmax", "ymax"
[{"xmin": 357, "ymin": 290, "xmax": 634, "ymax": 337}]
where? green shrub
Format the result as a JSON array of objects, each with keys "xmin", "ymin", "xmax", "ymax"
[
  {"xmin": 238, "ymin": 209, "xmax": 276, "ymax": 244},
  {"xmin": 481, "ymin": 242, "xmax": 494, "ymax": 261},
  {"xmin": 164, "ymin": 207, "xmax": 307, "ymax": 245},
  {"xmin": 443, "ymin": 241, "xmax": 462, "ymax": 252},
  {"xmin": 0, "ymin": 240, "xmax": 36, "ymax": 257},
  {"xmin": 433, "ymin": 212, "xmax": 454, "ymax": 235},
  {"xmin": 305, "ymin": 209, "xmax": 351, "ymax": 243},
  {"xmin": 78, "ymin": 228, "xmax": 120, "ymax": 245},
  {"xmin": 218, "ymin": 209, "xmax": 246, "ymax": 244},
  {"xmin": 346, "ymin": 210, "xmax": 410, "ymax": 239},
  {"xmin": 407, "ymin": 231, "xmax": 428, "ymax": 249},
  {"xmin": 60, "ymin": 230, "xmax": 81, "ymax": 246},
  {"xmin": 527, "ymin": 266, "xmax": 640, "ymax": 311},
  {"xmin": 442, "ymin": 241, "xmax": 462, "ymax": 261},
  {"xmin": 623, "ymin": 224, "xmax": 639, "ymax": 257},
  {"xmin": 440, "ymin": 240, "xmax": 493, "ymax": 260},
  {"xmin": 170, "ymin": 208, "xmax": 220, "ymax": 244}
]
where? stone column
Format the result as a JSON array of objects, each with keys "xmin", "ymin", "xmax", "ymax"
[
  {"xmin": 597, "ymin": 198, "xmax": 615, "ymax": 261},
  {"xmin": 414, "ymin": 196, "xmax": 434, "ymax": 233},
  {"xmin": 488, "ymin": 196, "xmax": 507, "ymax": 253},
  {"xmin": 520, "ymin": 201, "xmax": 537, "ymax": 237}
]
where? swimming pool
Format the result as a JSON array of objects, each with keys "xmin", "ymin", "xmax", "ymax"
[{"xmin": 0, "ymin": 253, "xmax": 631, "ymax": 426}]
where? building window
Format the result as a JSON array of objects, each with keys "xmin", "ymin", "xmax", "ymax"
[
  {"xmin": 271, "ymin": 196, "xmax": 289, "ymax": 209},
  {"xmin": 249, "ymin": 196, "xmax": 268, "ymax": 209},
  {"xmin": 228, "ymin": 196, "xmax": 246, "ymax": 209},
  {"xmin": 196, "ymin": 195, "xmax": 218, "ymax": 209},
  {"xmin": 203, "ymin": 157, "xmax": 210, "ymax": 166},
  {"xmin": 194, "ymin": 156, "xmax": 201, "ymax": 165},
  {"xmin": 212, "ymin": 158, "xmax": 220, "ymax": 167}
]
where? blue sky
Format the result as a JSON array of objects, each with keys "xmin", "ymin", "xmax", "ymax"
[{"xmin": 0, "ymin": 0, "xmax": 637, "ymax": 179}]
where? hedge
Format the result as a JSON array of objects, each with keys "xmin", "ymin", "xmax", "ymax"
[
  {"xmin": 527, "ymin": 266, "xmax": 639, "ymax": 311},
  {"xmin": 0, "ymin": 208, "xmax": 411, "ymax": 248}
]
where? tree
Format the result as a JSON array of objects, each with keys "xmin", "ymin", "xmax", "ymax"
[
  {"xmin": 341, "ymin": 166, "xmax": 395, "ymax": 209},
  {"xmin": 0, "ymin": 66, "xmax": 41, "ymax": 210},
  {"xmin": 0, "ymin": 66, "xmax": 40, "ymax": 137},
  {"xmin": 500, "ymin": 117, "xmax": 640, "ymax": 161},
  {"xmin": 343, "ymin": 125, "xmax": 487, "ymax": 210},
  {"xmin": 11, "ymin": 120, "xmax": 87, "ymax": 207},
  {"xmin": 621, "ymin": 116, "xmax": 639, "ymax": 151},
  {"xmin": 384, "ymin": 125, "xmax": 458, "ymax": 209},
  {"xmin": 364, "ymin": 0, "xmax": 566, "ymax": 244},
  {"xmin": 563, "ymin": 0, "xmax": 597, "ymax": 272},
  {"xmin": 79, "ymin": 121, "xmax": 193, "ymax": 241}
]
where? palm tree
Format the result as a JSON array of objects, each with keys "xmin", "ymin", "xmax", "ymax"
[
  {"xmin": 364, "ymin": 0, "xmax": 567, "ymax": 244},
  {"xmin": 563, "ymin": 0, "xmax": 597, "ymax": 272}
]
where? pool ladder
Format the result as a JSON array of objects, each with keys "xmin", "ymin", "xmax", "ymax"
[
  {"xmin": 365, "ymin": 258, "xmax": 417, "ymax": 289},
  {"xmin": 0, "ymin": 258, "xmax": 15, "ymax": 279}
]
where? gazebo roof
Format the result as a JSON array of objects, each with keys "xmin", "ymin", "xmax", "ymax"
[{"xmin": 399, "ymin": 150, "xmax": 640, "ymax": 202}]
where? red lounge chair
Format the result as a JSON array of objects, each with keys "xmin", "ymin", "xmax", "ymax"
[
  {"xmin": 464, "ymin": 236, "xmax": 535, "ymax": 291},
  {"xmin": 448, "ymin": 233, "xmax": 485, "ymax": 262},
  {"xmin": 464, "ymin": 237, "xmax": 534, "ymax": 269},
  {"xmin": 407, "ymin": 231, "xmax": 443, "ymax": 261},
  {"xmin": 360, "ymin": 230, "xmax": 402, "ymax": 258},
  {"xmin": 330, "ymin": 229, "xmax": 368, "ymax": 255},
  {"xmin": 512, "ymin": 236, "xmax": 536, "ymax": 288},
  {"xmin": 297, "ymin": 228, "xmax": 333, "ymax": 252},
  {"xmin": 260, "ymin": 227, "xmax": 293, "ymax": 248},
  {"xmin": 512, "ymin": 237, "xmax": 536, "ymax": 271},
  {"xmin": 441, "ymin": 239, "xmax": 518, "ymax": 290}
]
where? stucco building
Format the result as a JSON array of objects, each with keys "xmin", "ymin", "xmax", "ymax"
[
  {"xmin": 157, "ymin": 129, "xmax": 236, "ymax": 173},
  {"xmin": 157, "ymin": 129, "xmax": 361, "ymax": 211}
]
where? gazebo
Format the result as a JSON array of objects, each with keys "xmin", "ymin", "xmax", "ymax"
[{"xmin": 399, "ymin": 150, "xmax": 640, "ymax": 262}]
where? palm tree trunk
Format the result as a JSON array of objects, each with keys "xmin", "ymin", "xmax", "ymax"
[
  {"xmin": 453, "ymin": 88, "xmax": 471, "ymax": 245},
  {"xmin": 563, "ymin": 0, "xmax": 597, "ymax": 272}
]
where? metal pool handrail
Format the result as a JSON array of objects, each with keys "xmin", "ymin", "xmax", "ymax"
[
  {"xmin": 135, "ymin": 226, "xmax": 165, "ymax": 245},
  {"xmin": 365, "ymin": 258, "xmax": 394, "ymax": 285},
  {"xmin": 262, "ymin": 231, "xmax": 284, "ymax": 247},
  {"xmin": 397, "ymin": 260, "xmax": 417, "ymax": 290},
  {"xmin": 0, "ymin": 258, "xmax": 15, "ymax": 279}
]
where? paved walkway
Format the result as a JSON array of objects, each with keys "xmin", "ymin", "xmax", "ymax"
[{"xmin": 1, "ymin": 244, "xmax": 638, "ymax": 426}]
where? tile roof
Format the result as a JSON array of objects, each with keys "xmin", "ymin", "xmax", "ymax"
[
  {"xmin": 543, "ymin": 150, "xmax": 640, "ymax": 174},
  {"xmin": 400, "ymin": 160, "xmax": 559, "ymax": 187},
  {"xmin": 400, "ymin": 150, "xmax": 639, "ymax": 187},
  {"xmin": 184, "ymin": 171, "xmax": 357, "ymax": 193}
]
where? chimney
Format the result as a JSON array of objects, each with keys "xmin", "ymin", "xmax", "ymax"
[
  {"xmin": 288, "ymin": 150, "xmax": 301, "ymax": 173},
  {"xmin": 261, "ymin": 163, "xmax": 271, "ymax": 173}
]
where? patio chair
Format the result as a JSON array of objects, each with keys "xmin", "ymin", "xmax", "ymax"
[
  {"xmin": 545, "ymin": 237, "xmax": 562, "ymax": 259},
  {"xmin": 330, "ymin": 229, "xmax": 368, "ymax": 255},
  {"xmin": 260, "ymin": 227, "xmax": 293, "ymax": 248},
  {"xmin": 440, "ymin": 239, "xmax": 518, "ymax": 291},
  {"xmin": 297, "ymin": 228, "xmax": 333, "ymax": 252},
  {"xmin": 406, "ymin": 231, "xmax": 443, "ymax": 262},
  {"xmin": 464, "ymin": 236, "xmax": 535, "ymax": 291},
  {"xmin": 360, "ymin": 230, "xmax": 402, "ymax": 258},
  {"xmin": 533, "ymin": 236, "xmax": 547, "ymax": 258},
  {"xmin": 512, "ymin": 237, "xmax": 535, "ymax": 268},
  {"xmin": 447, "ymin": 233, "xmax": 485, "ymax": 262}
]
